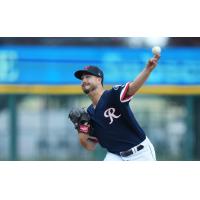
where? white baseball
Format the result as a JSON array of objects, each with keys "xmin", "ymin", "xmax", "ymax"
[{"xmin": 152, "ymin": 46, "xmax": 161, "ymax": 55}]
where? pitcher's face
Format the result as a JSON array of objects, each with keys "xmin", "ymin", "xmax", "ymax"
[{"xmin": 81, "ymin": 74, "xmax": 100, "ymax": 94}]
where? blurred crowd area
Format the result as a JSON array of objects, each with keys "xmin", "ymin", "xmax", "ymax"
[
  {"xmin": 1, "ymin": 94, "xmax": 199, "ymax": 161},
  {"xmin": 0, "ymin": 37, "xmax": 200, "ymax": 47},
  {"xmin": 0, "ymin": 37, "xmax": 200, "ymax": 161}
]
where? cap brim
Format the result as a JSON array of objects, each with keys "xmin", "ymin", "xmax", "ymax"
[{"xmin": 74, "ymin": 70, "xmax": 97, "ymax": 80}]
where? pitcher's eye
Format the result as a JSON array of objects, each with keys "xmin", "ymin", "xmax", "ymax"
[{"xmin": 81, "ymin": 74, "xmax": 92, "ymax": 80}]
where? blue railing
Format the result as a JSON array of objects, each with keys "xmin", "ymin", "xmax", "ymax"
[{"xmin": 0, "ymin": 46, "xmax": 200, "ymax": 85}]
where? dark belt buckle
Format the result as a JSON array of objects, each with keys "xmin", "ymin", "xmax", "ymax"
[
  {"xmin": 120, "ymin": 149, "xmax": 133, "ymax": 157},
  {"xmin": 120, "ymin": 145, "xmax": 144, "ymax": 157}
]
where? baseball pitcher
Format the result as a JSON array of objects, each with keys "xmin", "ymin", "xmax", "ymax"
[{"xmin": 69, "ymin": 54, "xmax": 160, "ymax": 161}]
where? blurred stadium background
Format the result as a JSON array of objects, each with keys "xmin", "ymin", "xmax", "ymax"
[{"xmin": 0, "ymin": 37, "xmax": 200, "ymax": 161}]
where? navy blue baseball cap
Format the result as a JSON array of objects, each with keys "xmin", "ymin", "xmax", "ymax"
[{"xmin": 74, "ymin": 66, "xmax": 104, "ymax": 81}]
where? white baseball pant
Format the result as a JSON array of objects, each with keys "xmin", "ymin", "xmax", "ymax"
[{"xmin": 104, "ymin": 137, "xmax": 156, "ymax": 161}]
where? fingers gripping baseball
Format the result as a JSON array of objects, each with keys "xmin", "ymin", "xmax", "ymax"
[
  {"xmin": 146, "ymin": 54, "xmax": 160, "ymax": 71},
  {"xmin": 68, "ymin": 108, "xmax": 91, "ymax": 134}
]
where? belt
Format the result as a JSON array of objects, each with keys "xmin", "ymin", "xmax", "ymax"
[{"xmin": 119, "ymin": 145, "xmax": 144, "ymax": 157}]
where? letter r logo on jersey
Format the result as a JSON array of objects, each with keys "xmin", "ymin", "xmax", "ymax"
[{"xmin": 104, "ymin": 108, "xmax": 121, "ymax": 124}]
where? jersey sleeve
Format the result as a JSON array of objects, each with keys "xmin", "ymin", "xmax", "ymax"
[{"xmin": 111, "ymin": 82, "xmax": 133, "ymax": 104}]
